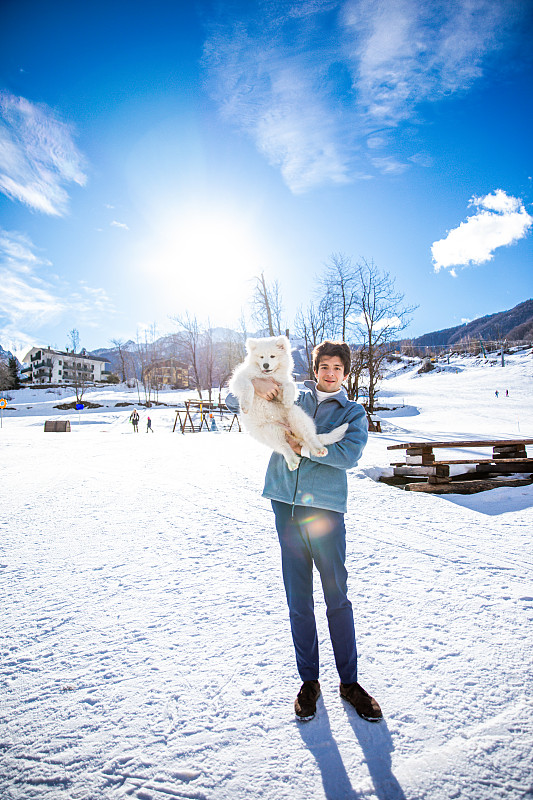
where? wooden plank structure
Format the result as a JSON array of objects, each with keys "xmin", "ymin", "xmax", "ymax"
[
  {"xmin": 365, "ymin": 410, "xmax": 382, "ymax": 433},
  {"xmin": 385, "ymin": 438, "xmax": 533, "ymax": 493},
  {"xmin": 173, "ymin": 400, "xmax": 241, "ymax": 434},
  {"xmin": 44, "ymin": 420, "xmax": 71, "ymax": 432}
]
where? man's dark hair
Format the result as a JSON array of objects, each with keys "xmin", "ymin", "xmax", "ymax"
[{"xmin": 312, "ymin": 340, "xmax": 351, "ymax": 376}]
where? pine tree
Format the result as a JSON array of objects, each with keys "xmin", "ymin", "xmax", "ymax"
[{"xmin": 8, "ymin": 356, "xmax": 20, "ymax": 390}]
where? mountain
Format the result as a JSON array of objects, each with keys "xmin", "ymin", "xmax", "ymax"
[
  {"xmin": 0, "ymin": 344, "xmax": 17, "ymax": 364},
  {"xmin": 409, "ymin": 299, "xmax": 533, "ymax": 347},
  {"xmin": 2, "ymin": 301, "xmax": 531, "ymax": 372}
]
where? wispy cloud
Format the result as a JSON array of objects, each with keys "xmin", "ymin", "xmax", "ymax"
[
  {"xmin": 431, "ymin": 190, "xmax": 532, "ymax": 274},
  {"xmin": 202, "ymin": 0, "xmax": 521, "ymax": 192},
  {"xmin": 0, "ymin": 229, "xmax": 65, "ymax": 347},
  {"xmin": 110, "ymin": 220, "xmax": 129, "ymax": 230},
  {"xmin": 0, "ymin": 229, "xmax": 114, "ymax": 349},
  {"xmin": 70, "ymin": 282, "xmax": 116, "ymax": 325},
  {"xmin": 0, "ymin": 91, "xmax": 87, "ymax": 215}
]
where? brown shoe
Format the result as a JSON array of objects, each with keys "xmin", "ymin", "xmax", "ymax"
[
  {"xmin": 340, "ymin": 682, "xmax": 382, "ymax": 722},
  {"xmin": 294, "ymin": 680, "xmax": 321, "ymax": 721}
]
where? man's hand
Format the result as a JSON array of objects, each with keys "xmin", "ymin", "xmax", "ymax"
[
  {"xmin": 251, "ymin": 376, "xmax": 281, "ymax": 401},
  {"xmin": 285, "ymin": 431, "xmax": 302, "ymax": 456}
]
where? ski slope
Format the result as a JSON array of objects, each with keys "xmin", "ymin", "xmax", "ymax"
[{"xmin": 1, "ymin": 349, "xmax": 532, "ymax": 800}]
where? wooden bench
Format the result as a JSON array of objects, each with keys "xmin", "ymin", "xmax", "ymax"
[{"xmin": 385, "ymin": 438, "xmax": 533, "ymax": 493}]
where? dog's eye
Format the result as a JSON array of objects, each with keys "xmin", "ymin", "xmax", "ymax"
[{"xmin": 270, "ymin": 355, "xmax": 276, "ymax": 359}]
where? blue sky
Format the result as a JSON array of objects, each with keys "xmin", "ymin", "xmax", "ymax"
[{"xmin": 1, "ymin": 0, "xmax": 532, "ymax": 356}]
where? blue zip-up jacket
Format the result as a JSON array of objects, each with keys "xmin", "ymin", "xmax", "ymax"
[{"xmin": 226, "ymin": 381, "xmax": 368, "ymax": 513}]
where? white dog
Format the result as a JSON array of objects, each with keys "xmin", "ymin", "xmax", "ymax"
[{"xmin": 229, "ymin": 335, "xmax": 348, "ymax": 471}]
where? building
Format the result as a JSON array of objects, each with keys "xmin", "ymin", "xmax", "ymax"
[
  {"xmin": 144, "ymin": 357, "xmax": 190, "ymax": 388},
  {"xmin": 21, "ymin": 347, "xmax": 112, "ymax": 385}
]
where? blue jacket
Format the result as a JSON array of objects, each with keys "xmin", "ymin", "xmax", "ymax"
[{"xmin": 226, "ymin": 381, "xmax": 368, "ymax": 513}]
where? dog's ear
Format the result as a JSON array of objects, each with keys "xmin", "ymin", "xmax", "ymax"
[
  {"xmin": 246, "ymin": 338, "xmax": 258, "ymax": 352},
  {"xmin": 276, "ymin": 336, "xmax": 289, "ymax": 351}
]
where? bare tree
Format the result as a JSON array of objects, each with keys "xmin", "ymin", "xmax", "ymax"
[
  {"xmin": 63, "ymin": 328, "xmax": 90, "ymax": 403},
  {"xmin": 345, "ymin": 346, "xmax": 367, "ymax": 402},
  {"xmin": 212, "ymin": 330, "xmax": 246, "ymax": 404},
  {"xmin": 251, "ymin": 272, "xmax": 284, "ymax": 336},
  {"xmin": 172, "ymin": 313, "xmax": 203, "ymax": 399},
  {"xmin": 295, "ymin": 253, "xmax": 361, "ymax": 379},
  {"xmin": 294, "ymin": 300, "xmax": 329, "ymax": 379},
  {"xmin": 317, "ymin": 253, "xmax": 360, "ymax": 342},
  {"xmin": 352, "ymin": 259, "xmax": 416, "ymax": 412},
  {"xmin": 67, "ymin": 328, "xmax": 80, "ymax": 355},
  {"xmin": 200, "ymin": 325, "xmax": 216, "ymax": 403},
  {"xmin": 111, "ymin": 338, "xmax": 129, "ymax": 383},
  {"xmin": 136, "ymin": 324, "xmax": 161, "ymax": 406}
]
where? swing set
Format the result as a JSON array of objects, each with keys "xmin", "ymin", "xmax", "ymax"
[{"xmin": 173, "ymin": 400, "xmax": 241, "ymax": 434}]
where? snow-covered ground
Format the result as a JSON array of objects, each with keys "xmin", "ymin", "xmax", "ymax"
[{"xmin": 1, "ymin": 350, "xmax": 532, "ymax": 800}]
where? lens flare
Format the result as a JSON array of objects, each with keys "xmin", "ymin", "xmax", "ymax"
[{"xmin": 301, "ymin": 511, "xmax": 336, "ymax": 538}]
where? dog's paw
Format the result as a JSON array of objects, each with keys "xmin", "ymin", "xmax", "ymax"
[
  {"xmin": 313, "ymin": 447, "xmax": 328, "ymax": 458},
  {"xmin": 286, "ymin": 455, "xmax": 301, "ymax": 471}
]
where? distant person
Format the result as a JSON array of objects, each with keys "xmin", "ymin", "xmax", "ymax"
[
  {"xmin": 495, "ymin": 390, "xmax": 499, "ymax": 398},
  {"xmin": 146, "ymin": 416, "xmax": 153, "ymax": 432},
  {"xmin": 130, "ymin": 408, "xmax": 139, "ymax": 432},
  {"xmin": 506, "ymin": 389, "xmax": 509, "ymax": 397}
]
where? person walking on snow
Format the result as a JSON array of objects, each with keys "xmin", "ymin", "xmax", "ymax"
[
  {"xmin": 130, "ymin": 408, "xmax": 139, "ymax": 432},
  {"xmin": 146, "ymin": 416, "xmax": 153, "ymax": 432},
  {"xmin": 226, "ymin": 340, "xmax": 382, "ymax": 723}
]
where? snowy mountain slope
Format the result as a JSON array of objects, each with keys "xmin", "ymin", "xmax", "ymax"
[
  {"xmin": 1, "ymin": 350, "xmax": 532, "ymax": 800},
  {"xmin": 409, "ymin": 298, "xmax": 533, "ymax": 346}
]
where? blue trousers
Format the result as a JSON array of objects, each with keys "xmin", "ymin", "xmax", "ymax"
[{"xmin": 272, "ymin": 500, "xmax": 358, "ymax": 683}]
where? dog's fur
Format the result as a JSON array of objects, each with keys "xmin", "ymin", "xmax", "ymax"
[{"xmin": 229, "ymin": 335, "xmax": 348, "ymax": 471}]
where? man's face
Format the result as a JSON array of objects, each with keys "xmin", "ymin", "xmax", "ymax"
[{"xmin": 314, "ymin": 355, "xmax": 347, "ymax": 393}]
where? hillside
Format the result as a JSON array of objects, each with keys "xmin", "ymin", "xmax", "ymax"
[{"xmin": 410, "ymin": 298, "xmax": 533, "ymax": 347}]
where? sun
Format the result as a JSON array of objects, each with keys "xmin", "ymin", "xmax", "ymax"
[{"xmin": 145, "ymin": 203, "xmax": 265, "ymax": 322}]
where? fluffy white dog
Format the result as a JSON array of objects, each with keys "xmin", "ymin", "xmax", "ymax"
[{"xmin": 229, "ymin": 335, "xmax": 348, "ymax": 471}]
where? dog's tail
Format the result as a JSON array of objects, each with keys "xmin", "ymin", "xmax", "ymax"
[{"xmin": 317, "ymin": 423, "xmax": 349, "ymax": 446}]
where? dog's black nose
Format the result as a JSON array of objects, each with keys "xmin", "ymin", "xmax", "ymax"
[{"xmin": 263, "ymin": 363, "xmax": 270, "ymax": 370}]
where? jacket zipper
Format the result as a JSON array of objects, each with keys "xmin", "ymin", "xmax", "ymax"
[{"xmin": 290, "ymin": 394, "xmax": 321, "ymax": 517}]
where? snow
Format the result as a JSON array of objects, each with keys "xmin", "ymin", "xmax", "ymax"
[{"xmin": 1, "ymin": 349, "xmax": 532, "ymax": 800}]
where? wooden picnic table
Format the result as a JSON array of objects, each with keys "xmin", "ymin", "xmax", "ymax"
[
  {"xmin": 385, "ymin": 437, "xmax": 533, "ymax": 490},
  {"xmin": 387, "ymin": 438, "xmax": 533, "ymax": 450}
]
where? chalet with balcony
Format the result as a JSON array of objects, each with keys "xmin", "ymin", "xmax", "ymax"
[
  {"xmin": 145, "ymin": 357, "xmax": 190, "ymax": 389},
  {"xmin": 21, "ymin": 347, "xmax": 111, "ymax": 385}
]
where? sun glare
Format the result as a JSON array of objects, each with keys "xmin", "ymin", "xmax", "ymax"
[{"xmin": 147, "ymin": 206, "xmax": 264, "ymax": 321}]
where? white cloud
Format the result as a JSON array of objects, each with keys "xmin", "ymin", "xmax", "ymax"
[
  {"xmin": 370, "ymin": 156, "xmax": 409, "ymax": 175},
  {"xmin": 0, "ymin": 91, "xmax": 87, "ymax": 215},
  {"xmin": 0, "ymin": 230, "xmax": 65, "ymax": 348},
  {"xmin": 431, "ymin": 190, "xmax": 532, "ymax": 272},
  {"xmin": 355, "ymin": 311, "xmax": 402, "ymax": 330},
  {"xmin": 110, "ymin": 220, "xmax": 129, "ymax": 230},
  {"xmin": 202, "ymin": 0, "xmax": 520, "ymax": 192},
  {"xmin": 0, "ymin": 229, "xmax": 114, "ymax": 348}
]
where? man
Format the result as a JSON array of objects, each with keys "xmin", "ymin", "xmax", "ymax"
[{"xmin": 232, "ymin": 340, "xmax": 382, "ymax": 722}]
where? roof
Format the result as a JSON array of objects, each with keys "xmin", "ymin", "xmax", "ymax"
[{"xmin": 23, "ymin": 346, "xmax": 110, "ymax": 363}]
